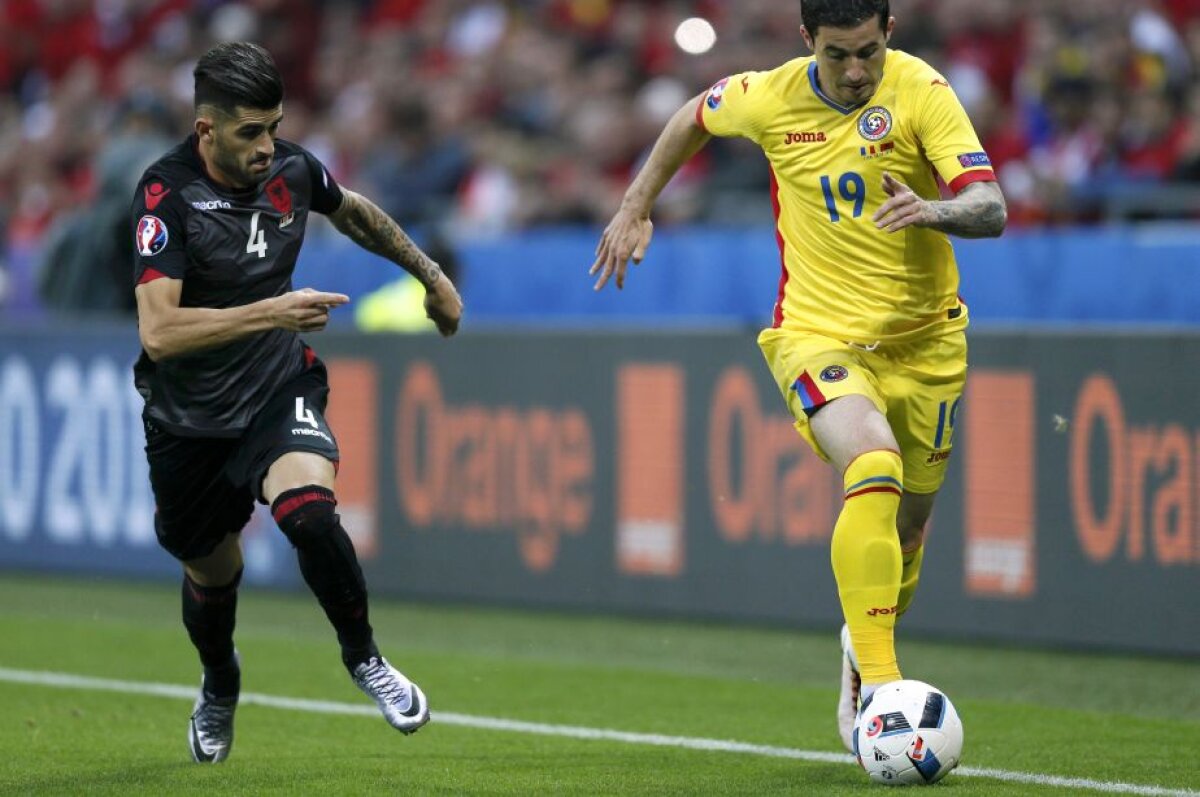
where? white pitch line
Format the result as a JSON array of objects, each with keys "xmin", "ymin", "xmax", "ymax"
[{"xmin": 1, "ymin": 667, "xmax": 1194, "ymax": 797}]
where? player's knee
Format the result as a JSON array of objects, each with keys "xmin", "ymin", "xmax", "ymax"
[
  {"xmin": 897, "ymin": 510, "xmax": 927, "ymax": 551},
  {"xmin": 271, "ymin": 485, "xmax": 338, "ymax": 548},
  {"xmin": 898, "ymin": 525, "xmax": 925, "ymax": 552},
  {"xmin": 896, "ymin": 493, "xmax": 934, "ymax": 549},
  {"xmin": 844, "ymin": 448, "xmax": 903, "ymax": 487}
]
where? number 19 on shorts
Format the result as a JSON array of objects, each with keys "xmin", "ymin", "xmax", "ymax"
[{"xmin": 934, "ymin": 397, "xmax": 961, "ymax": 449}]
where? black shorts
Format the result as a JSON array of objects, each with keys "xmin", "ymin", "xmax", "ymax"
[{"xmin": 145, "ymin": 361, "xmax": 340, "ymax": 561}]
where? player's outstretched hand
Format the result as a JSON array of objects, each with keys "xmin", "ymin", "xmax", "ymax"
[
  {"xmin": 275, "ymin": 288, "xmax": 350, "ymax": 332},
  {"xmin": 591, "ymin": 207, "xmax": 653, "ymax": 291},
  {"xmin": 424, "ymin": 272, "xmax": 463, "ymax": 337},
  {"xmin": 874, "ymin": 171, "xmax": 934, "ymax": 233}
]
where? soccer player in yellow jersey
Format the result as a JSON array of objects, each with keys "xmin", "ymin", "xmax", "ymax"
[{"xmin": 591, "ymin": 0, "xmax": 1006, "ymax": 752}]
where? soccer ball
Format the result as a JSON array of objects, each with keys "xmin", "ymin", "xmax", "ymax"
[{"xmin": 852, "ymin": 680, "xmax": 963, "ymax": 786}]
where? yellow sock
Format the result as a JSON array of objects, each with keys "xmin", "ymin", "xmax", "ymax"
[
  {"xmin": 832, "ymin": 449, "xmax": 903, "ymax": 685},
  {"xmin": 897, "ymin": 543, "xmax": 925, "ymax": 616}
]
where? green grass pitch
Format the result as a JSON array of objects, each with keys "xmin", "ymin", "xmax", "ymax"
[{"xmin": 1, "ymin": 574, "xmax": 1196, "ymax": 795}]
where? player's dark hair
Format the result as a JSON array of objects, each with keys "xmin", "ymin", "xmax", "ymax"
[
  {"xmin": 801, "ymin": 0, "xmax": 889, "ymax": 37},
  {"xmin": 194, "ymin": 42, "xmax": 283, "ymax": 114}
]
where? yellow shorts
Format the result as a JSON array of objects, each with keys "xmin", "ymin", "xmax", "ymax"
[{"xmin": 757, "ymin": 327, "xmax": 967, "ymax": 494}]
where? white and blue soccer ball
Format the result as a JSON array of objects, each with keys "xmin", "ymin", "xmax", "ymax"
[{"xmin": 853, "ymin": 679, "xmax": 963, "ymax": 786}]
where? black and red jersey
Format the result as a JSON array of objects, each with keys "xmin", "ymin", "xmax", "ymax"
[{"xmin": 131, "ymin": 135, "xmax": 344, "ymax": 437}]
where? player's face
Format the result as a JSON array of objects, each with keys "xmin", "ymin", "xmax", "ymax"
[
  {"xmin": 802, "ymin": 16, "xmax": 894, "ymax": 106},
  {"xmin": 205, "ymin": 105, "xmax": 284, "ymax": 189}
]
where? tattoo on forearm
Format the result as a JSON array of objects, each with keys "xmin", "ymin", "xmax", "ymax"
[
  {"xmin": 334, "ymin": 193, "xmax": 444, "ymax": 286},
  {"xmin": 928, "ymin": 183, "xmax": 1007, "ymax": 239}
]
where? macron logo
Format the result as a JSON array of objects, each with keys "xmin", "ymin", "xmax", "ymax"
[
  {"xmin": 144, "ymin": 182, "xmax": 171, "ymax": 210},
  {"xmin": 292, "ymin": 427, "xmax": 333, "ymax": 443}
]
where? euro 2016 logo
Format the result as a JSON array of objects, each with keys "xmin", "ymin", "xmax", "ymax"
[
  {"xmin": 858, "ymin": 106, "xmax": 893, "ymax": 141},
  {"xmin": 705, "ymin": 77, "xmax": 729, "ymax": 110},
  {"xmin": 136, "ymin": 215, "xmax": 168, "ymax": 257}
]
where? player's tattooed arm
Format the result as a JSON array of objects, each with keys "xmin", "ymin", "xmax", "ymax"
[
  {"xmin": 927, "ymin": 181, "xmax": 1007, "ymax": 238},
  {"xmin": 874, "ymin": 174, "xmax": 1007, "ymax": 238},
  {"xmin": 329, "ymin": 188, "xmax": 463, "ymax": 337},
  {"xmin": 329, "ymin": 189, "xmax": 444, "ymax": 287}
]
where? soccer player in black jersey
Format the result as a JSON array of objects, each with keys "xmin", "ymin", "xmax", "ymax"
[{"xmin": 131, "ymin": 42, "xmax": 462, "ymax": 763}]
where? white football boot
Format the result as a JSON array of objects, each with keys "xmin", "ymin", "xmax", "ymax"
[
  {"xmin": 837, "ymin": 623, "xmax": 861, "ymax": 753},
  {"xmin": 188, "ymin": 686, "xmax": 237, "ymax": 763},
  {"xmin": 351, "ymin": 656, "xmax": 431, "ymax": 734},
  {"xmin": 188, "ymin": 651, "xmax": 240, "ymax": 763}
]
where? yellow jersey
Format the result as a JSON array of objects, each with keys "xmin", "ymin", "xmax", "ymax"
[{"xmin": 697, "ymin": 49, "xmax": 996, "ymax": 344}]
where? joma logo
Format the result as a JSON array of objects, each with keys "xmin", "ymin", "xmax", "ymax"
[
  {"xmin": 784, "ymin": 131, "xmax": 827, "ymax": 144},
  {"xmin": 867, "ymin": 605, "xmax": 898, "ymax": 617},
  {"xmin": 926, "ymin": 449, "xmax": 952, "ymax": 465}
]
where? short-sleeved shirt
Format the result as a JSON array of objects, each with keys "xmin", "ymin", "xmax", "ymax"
[
  {"xmin": 131, "ymin": 135, "xmax": 344, "ymax": 437},
  {"xmin": 697, "ymin": 49, "xmax": 997, "ymax": 345}
]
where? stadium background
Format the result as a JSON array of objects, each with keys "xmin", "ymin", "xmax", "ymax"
[{"xmin": 2, "ymin": 0, "xmax": 1199, "ymax": 660}]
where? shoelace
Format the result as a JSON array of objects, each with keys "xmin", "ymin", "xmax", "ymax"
[
  {"xmin": 358, "ymin": 661, "xmax": 410, "ymax": 707},
  {"xmin": 194, "ymin": 695, "xmax": 235, "ymax": 739}
]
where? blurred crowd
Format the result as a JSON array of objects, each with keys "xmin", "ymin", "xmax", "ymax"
[{"xmin": 3, "ymin": 0, "xmax": 1200, "ymax": 311}]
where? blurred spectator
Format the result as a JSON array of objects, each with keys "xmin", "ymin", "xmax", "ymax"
[
  {"xmin": 37, "ymin": 91, "xmax": 175, "ymax": 315},
  {"xmin": 1175, "ymin": 82, "xmax": 1200, "ymax": 179},
  {"xmin": 4, "ymin": 0, "xmax": 1200, "ymax": 316},
  {"xmin": 364, "ymin": 100, "xmax": 470, "ymax": 227}
]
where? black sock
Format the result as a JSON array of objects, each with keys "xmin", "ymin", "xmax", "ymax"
[
  {"xmin": 296, "ymin": 531, "xmax": 378, "ymax": 670},
  {"xmin": 182, "ymin": 569, "xmax": 241, "ymax": 696},
  {"xmin": 203, "ymin": 655, "xmax": 241, "ymax": 699},
  {"xmin": 272, "ymin": 486, "xmax": 377, "ymax": 671}
]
